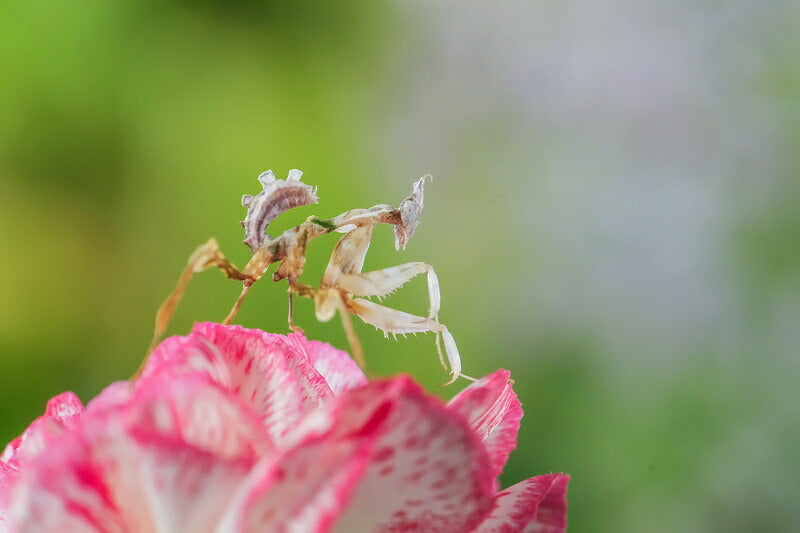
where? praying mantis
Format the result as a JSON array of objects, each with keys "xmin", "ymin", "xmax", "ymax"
[{"xmin": 143, "ymin": 169, "xmax": 465, "ymax": 384}]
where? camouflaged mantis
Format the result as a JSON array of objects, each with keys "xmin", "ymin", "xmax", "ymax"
[{"xmin": 143, "ymin": 170, "xmax": 464, "ymax": 384}]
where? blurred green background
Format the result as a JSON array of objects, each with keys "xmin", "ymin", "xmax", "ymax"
[{"xmin": 1, "ymin": 1, "xmax": 799, "ymax": 530}]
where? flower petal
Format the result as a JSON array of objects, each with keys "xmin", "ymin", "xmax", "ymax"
[
  {"xmin": 0, "ymin": 463, "xmax": 19, "ymax": 532},
  {"xmin": 1, "ymin": 392, "xmax": 84, "ymax": 529},
  {"xmin": 523, "ymin": 474, "xmax": 569, "ymax": 533},
  {"xmin": 331, "ymin": 377, "xmax": 496, "ymax": 533},
  {"xmin": 286, "ymin": 331, "xmax": 367, "ymax": 395},
  {"xmin": 119, "ymin": 432, "xmax": 254, "ymax": 533},
  {"xmin": 448, "ymin": 370, "xmax": 522, "ymax": 480},
  {"xmin": 9, "ymin": 377, "xmax": 263, "ymax": 532},
  {"xmin": 217, "ymin": 391, "xmax": 391, "ymax": 533},
  {"xmin": 11, "ymin": 420, "xmax": 254, "ymax": 533},
  {"xmin": 43, "ymin": 392, "xmax": 84, "ymax": 420},
  {"xmin": 1, "ymin": 392, "xmax": 83, "ymax": 465},
  {"xmin": 143, "ymin": 323, "xmax": 335, "ymax": 444},
  {"xmin": 84, "ymin": 381, "xmax": 133, "ymax": 413},
  {"xmin": 11, "ymin": 421, "xmax": 135, "ymax": 533},
  {"xmin": 129, "ymin": 373, "xmax": 272, "ymax": 458},
  {"xmin": 472, "ymin": 474, "xmax": 570, "ymax": 533}
]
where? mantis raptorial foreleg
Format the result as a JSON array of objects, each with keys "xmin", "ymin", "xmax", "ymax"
[
  {"xmin": 321, "ymin": 225, "xmax": 374, "ymax": 286},
  {"xmin": 334, "ymin": 262, "xmax": 441, "ymax": 319},
  {"xmin": 348, "ymin": 298, "xmax": 462, "ymax": 384},
  {"xmin": 316, "ymin": 220, "xmax": 453, "ymax": 377}
]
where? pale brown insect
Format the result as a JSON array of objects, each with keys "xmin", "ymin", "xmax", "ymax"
[{"xmin": 142, "ymin": 170, "xmax": 465, "ymax": 383}]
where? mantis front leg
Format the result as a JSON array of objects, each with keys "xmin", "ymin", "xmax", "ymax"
[
  {"xmin": 348, "ymin": 298, "xmax": 464, "ymax": 384},
  {"xmin": 333, "ymin": 262, "xmax": 442, "ymax": 320}
]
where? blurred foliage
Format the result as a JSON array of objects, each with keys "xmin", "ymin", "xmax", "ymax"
[{"xmin": 1, "ymin": 1, "xmax": 799, "ymax": 531}]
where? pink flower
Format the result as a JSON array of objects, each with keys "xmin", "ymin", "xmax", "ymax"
[{"xmin": 1, "ymin": 323, "xmax": 568, "ymax": 532}]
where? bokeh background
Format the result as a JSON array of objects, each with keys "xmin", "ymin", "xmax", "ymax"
[{"xmin": 1, "ymin": 1, "xmax": 799, "ymax": 530}]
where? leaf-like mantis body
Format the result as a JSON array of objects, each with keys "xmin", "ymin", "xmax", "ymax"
[{"xmin": 149, "ymin": 170, "xmax": 467, "ymax": 384}]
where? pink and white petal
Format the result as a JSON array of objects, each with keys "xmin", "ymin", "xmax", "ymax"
[
  {"xmin": 100, "ymin": 380, "xmax": 266, "ymax": 532},
  {"xmin": 217, "ymin": 395, "xmax": 391, "ymax": 533},
  {"xmin": 84, "ymin": 381, "xmax": 133, "ymax": 414},
  {"xmin": 43, "ymin": 391, "xmax": 84, "ymax": 421},
  {"xmin": 0, "ymin": 462, "xmax": 19, "ymax": 532},
  {"xmin": 11, "ymin": 423, "xmax": 253, "ymax": 533},
  {"xmin": 448, "ymin": 370, "xmax": 522, "ymax": 480},
  {"xmin": 1, "ymin": 392, "xmax": 85, "ymax": 530},
  {"xmin": 141, "ymin": 332, "xmax": 234, "ymax": 387},
  {"xmin": 248, "ymin": 329, "xmax": 338, "ymax": 405},
  {"xmin": 9, "ymin": 382, "xmax": 262, "ymax": 533},
  {"xmin": 149, "ymin": 323, "xmax": 337, "ymax": 408},
  {"xmin": 142, "ymin": 324, "xmax": 314, "ymax": 444},
  {"xmin": 129, "ymin": 373, "xmax": 272, "ymax": 458},
  {"xmin": 118, "ymin": 432, "xmax": 254, "ymax": 533},
  {"xmin": 285, "ymin": 331, "xmax": 367, "ymax": 395},
  {"xmin": 523, "ymin": 474, "xmax": 569, "ymax": 533},
  {"xmin": 193, "ymin": 323, "xmax": 335, "ymax": 407},
  {"xmin": 472, "ymin": 474, "xmax": 569, "ymax": 533},
  {"xmin": 331, "ymin": 377, "xmax": 496, "ymax": 533},
  {"xmin": 2, "ymin": 392, "xmax": 84, "ymax": 465},
  {"xmin": 10, "ymin": 427, "xmax": 129, "ymax": 533}
]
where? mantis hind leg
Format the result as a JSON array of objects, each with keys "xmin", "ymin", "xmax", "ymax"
[
  {"xmin": 337, "ymin": 301, "xmax": 366, "ymax": 371},
  {"xmin": 139, "ymin": 239, "xmax": 251, "ymax": 379}
]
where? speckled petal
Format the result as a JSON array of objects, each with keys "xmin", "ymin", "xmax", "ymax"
[
  {"xmin": 1, "ymin": 392, "xmax": 83, "ymax": 465},
  {"xmin": 9, "ymin": 377, "xmax": 261, "ymax": 533},
  {"xmin": 1, "ymin": 392, "xmax": 84, "ymax": 530},
  {"xmin": 0, "ymin": 464, "xmax": 16, "ymax": 533},
  {"xmin": 286, "ymin": 331, "xmax": 367, "ymax": 395},
  {"xmin": 522, "ymin": 474, "xmax": 569, "ymax": 533},
  {"xmin": 331, "ymin": 377, "xmax": 496, "ymax": 533},
  {"xmin": 84, "ymin": 381, "xmax": 133, "ymax": 413},
  {"xmin": 448, "ymin": 370, "xmax": 522, "ymax": 481},
  {"xmin": 472, "ymin": 474, "xmax": 569, "ymax": 533},
  {"xmin": 129, "ymin": 373, "xmax": 272, "ymax": 458},
  {"xmin": 217, "ymin": 392, "xmax": 391, "ymax": 533},
  {"xmin": 118, "ymin": 432, "xmax": 254, "ymax": 533},
  {"xmin": 10, "ymin": 432, "xmax": 129, "ymax": 533},
  {"xmin": 10, "ymin": 419, "xmax": 253, "ymax": 533},
  {"xmin": 142, "ymin": 323, "xmax": 336, "ymax": 444}
]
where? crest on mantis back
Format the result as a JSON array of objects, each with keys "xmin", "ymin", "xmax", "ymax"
[{"xmin": 240, "ymin": 169, "xmax": 319, "ymax": 252}]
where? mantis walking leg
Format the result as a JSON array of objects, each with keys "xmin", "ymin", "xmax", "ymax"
[{"xmin": 146, "ymin": 239, "xmax": 250, "ymax": 357}]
